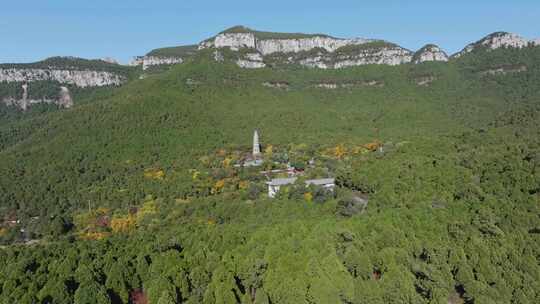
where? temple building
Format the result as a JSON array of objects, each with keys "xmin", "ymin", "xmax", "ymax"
[{"xmin": 266, "ymin": 178, "xmax": 335, "ymax": 198}]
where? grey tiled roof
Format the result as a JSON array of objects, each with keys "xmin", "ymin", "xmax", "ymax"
[
  {"xmin": 266, "ymin": 177, "xmax": 335, "ymax": 186},
  {"xmin": 266, "ymin": 178, "xmax": 297, "ymax": 186},
  {"xmin": 306, "ymin": 178, "xmax": 335, "ymax": 186}
]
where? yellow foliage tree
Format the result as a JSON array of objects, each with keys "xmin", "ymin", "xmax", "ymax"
[
  {"xmin": 304, "ymin": 192, "xmax": 313, "ymax": 202},
  {"xmin": 238, "ymin": 180, "xmax": 249, "ymax": 190},
  {"xmin": 334, "ymin": 144, "xmax": 347, "ymax": 159},
  {"xmin": 212, "ymin": 179, "xmax": 226, "ymax": 194},
  {"xmin": 265, "ymin": 145, "xmax": 273, "ymax": 155},
  {"xmin": 0, "ymin": 228, "xmax": 7, "ymax": 237},
  {"xmin": 110, "ymin": 215, "xmax": 136, "ymax": 233},
  {"xmin": 222, "ymin": 157, "xmax": 232, "ymax": 168},
  {"xmin": 364, "ymin": 141, "xmax": 381, "ymax": 151},
  {"xmin": 144, "ymin": 168, "xmax": 165, "ymax": 180},
  {"xmin": 96, "ymin": 207, "xmax": 110, "ymax": 215}
]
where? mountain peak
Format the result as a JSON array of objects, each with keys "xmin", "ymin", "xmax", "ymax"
[
  {"xmin": 453, "ymin": 31, "xmax": 529, "ymax": 58},
  {"xmin": 220, "ymin": 25, "xmax": 254, "ymax": 34},
  {"xmin": 413, "ymin": 44, "xmax": 448, "ymax": 63}
]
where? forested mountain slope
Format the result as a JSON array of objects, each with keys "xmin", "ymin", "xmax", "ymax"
[{"xmin": 0, "ymin": 44, "xmax": 539, "ymax": 303}]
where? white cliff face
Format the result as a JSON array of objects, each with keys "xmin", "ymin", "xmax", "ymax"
[
  {"xmin": 58, "ymin": 86, "xmax": 73, "ymax": 108},
  {"xmin": 454, "ymin": 32, "xmax": 530, "ymax": 58},
  {"xmin": 199, "ymin": 32, "xmax": 374, "ymax": 55},
  {"xmin": 131, "ymin": 56, "xmax": 184, "ymax": 70},
  {"xmin": 199, "ymin": 33, "xmax": 257, "ymax": 50},
  {"xmin": 256, "ymin": 37, "xmax": 373, "ymax": 55},
  {"xmin": 0, "ymin": 68, "xmax": 124, "ymax": 87},
  {"xmin": 199, "ymin": 31, "xmax": 414, "ymax": 69},
  {"xmin": 413, "ymin": 45, "xmax": 449, "ymax": 63},
  {"xmin": 236, "ymin": 53, "xmax": 266, "ymax": 68},
  {"xmin": 300, "ymin": 47, "xmax": 413, "ymax": 69}
]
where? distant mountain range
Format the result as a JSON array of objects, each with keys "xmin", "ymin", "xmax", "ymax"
[
  {"xmin": 1, "ymin": 26, "xmax": 539, "ymax": 109},
  {"xmin": 131, "ymin": 26, "xmax": 540, "ymax": 69}
]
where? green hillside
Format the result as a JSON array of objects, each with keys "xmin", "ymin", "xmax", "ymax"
[{"xmin": 0, "ymin": 47, "xmax": 539, "ymax": 303}]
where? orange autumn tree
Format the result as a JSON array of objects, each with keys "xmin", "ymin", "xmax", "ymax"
[
  {"xmin": 212, "ymin": 179, "xmax": 226, "ymax": 194},
  {"xmin": 364, "ymin": 141, "xmax": 382, "ymax": 151}
]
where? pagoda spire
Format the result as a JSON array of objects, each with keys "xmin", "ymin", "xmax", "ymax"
[{"xmin": 253, "ymin": 129, "xmax": 261, "ymax": 158}]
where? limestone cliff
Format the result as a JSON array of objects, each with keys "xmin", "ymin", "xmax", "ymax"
[
  {"xmin": 453, "ymin": 32, "xmax": 533, "ymax": 58},
  {"xmin": 236, "ymin": 53, "xmax": 266, "ymax": 68},
  {"xmin": 132, "ymin": 45, "xmax": 198, "ymax": 70},
  {"xmin": 296, "ymin": 44, "xmax": 413, "ymax": 69},
  {"xmin": 0, "ymin": 68, "xmax": 124, "ymax": 87},
  {"xmin": 131, "ymin": 56, "xmax": 184, "ymax": 70},
  {"xmin": 199, "ymin": 27, "xmax": 414, "ymax": 69},
  {"xmin": 412, "ymin": 44, "xmax": 449, "ymax": 63},
  {"xmin": 198, "ymin": 27, "xmax": 540, "ymax": 69}
]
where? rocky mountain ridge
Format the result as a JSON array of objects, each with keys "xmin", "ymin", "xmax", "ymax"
[
  {"xmin": 130, "ymin": 56, "xmax": 184, "ymax": 70},
  {"xmin": 0, "ymin": 68, "xmax": 124, "ymax": 87},
  {"xmin": 412, "ymin": 44, "xmax": 449, "ymax": 64},
  {"xmin": 128, "ymin": 27, "xmax": 539, "ymax": 71},
  {"xmin": 196, "ymin": 27, "xmax": 539, "ymax": 69},
  {"xmin": 2, "ymin": 28, "xmax": 539, "ymax": 111},
  {"xmin": 0, "ymin": 57, "xmax": 128, "ymax": 110},
  {"xmin": 453, "ymin": 32, "xmax": 538, "ymax": 58}
]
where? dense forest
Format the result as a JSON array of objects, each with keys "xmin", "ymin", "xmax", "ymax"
[{"xmin": 0, "ymin": 46, "xmax": 539, "ymax": 303}]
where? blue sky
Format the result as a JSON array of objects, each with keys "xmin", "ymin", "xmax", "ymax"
[{"xmin": 1, "ymin": 0, "xmax": 539, "ymax": 63}]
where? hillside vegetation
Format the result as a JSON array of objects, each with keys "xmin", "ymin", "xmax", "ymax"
[
  {"xmin": 0, "ymin": 47, "xmax": 539, "ymax": 303},
  {"xmin": 221, "ymin": 25, "xmax": 332, "ymax": 40},
  {"xmin": 146, "ymin": 45, "xmax": 199, "ymax": 58}
]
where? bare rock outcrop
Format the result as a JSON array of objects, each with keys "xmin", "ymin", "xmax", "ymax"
[
  {"xmin": 262, "ymin": 81, "xmax": 290, "ymax": 89},
  {"xmin": 256, "ymin": 37, "xmax": 374, "ymax": 55},
  {"xmin": 199, "ymin": 27, "xmax": 413, "ymax": 69},
  {"xmin": 0, "ymin": 68, "xmax": 124, "ymax": 87},
  {"xmin": 236, "ymin": 53, "xmax": 266, "ymax": 68},
  {"xmin": 131, "ymin": 56, "xmax": 184, "ymax": 70},
  {"xmin": 2, "ymin": 83, "xmax": 74, "ymax": 110},
  {"xmin": 412, "ymin": 44, "xmax": 448, "ymax": 63},
  {"xmin": 299, "ymin": 45, "xmax": 413, "ymax": 69},
  {"xmin": 415, "ymin": 76, "xmax": 436, "ymax": 86},
  {"xmin": 314, "ymin": 80, "xmax": 384, "ymax": 89},
  {"xmin": 58, "ymin": 86, "xmax": 73, "ymax": 108},
  {"xmin": 479, "ymin": 65, "xmax": 527, "ymax": 76},
  {"xmin": 453, "ymin": 32, "xmax": 531, "ymax": 58}
]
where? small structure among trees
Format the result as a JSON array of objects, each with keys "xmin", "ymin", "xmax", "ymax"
[{"xmin": 266, "ymin": 177, "xmax": 335, "ymax": 198}]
